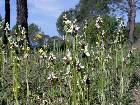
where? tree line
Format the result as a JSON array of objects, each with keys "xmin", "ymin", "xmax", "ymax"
[{"xmin": 57, "ymin": 0, "xmax": 140, "ymax": 44}]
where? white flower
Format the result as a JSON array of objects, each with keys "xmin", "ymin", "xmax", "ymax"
[
  {"xmin": 42, "ymin": 52, "xmax": 47, "ymax": 58},
  {"xmin": 95, "ymin": 22, "xmax": 100, "ymax": 29},
  {"xmin": 63, "ymin": 49, "xmax": 72, "ymax": 65},
  {"xmin": 79, "ymin": 40, "xmax": 86, "ymax": 50},
  {"xmin": 67, "ymin": 24, "xmax": 80, "ymax": 34},
  {"xmin": 75, "ymin": 25, "xmax": 80, "ymax": 31},
  {"xmin": 83, "ymin": 75, "xmax": 90, "ymax": 85},
  {"xmin": 21, "ymin": 27, "xmax": 26, "ymax": 35},
  {"xmin": 105, "ymin": 54, "xmax": 112, "ymax": 62},
  {"xmin": 13, "ymin": 42, "xmax": 18, "ymax": 48},
  {"xmin": 102, "ymin": 30, "xmax": 105, "ymax": 36},
  {"xmin": 131, "ymin": 46, "xmax": 137, "ymax": 51},
  {"xmin": 27, "ymin": 47, "xmax": 30, "ymax": 51},
  {"xmin": 7, "ymin": 36, "xmax": 13, "ymax": 42},
  {"xmin": 64, "ymin": 20, "xmax": 72, "ymax": 25},
  {"xmin": 18, "ymin": 25, "xmax": 22, "ymax": 30},
  {"xmin": 76, "ymin": 59, "xmax": 85, "ymax": 70},
  {"xmin": 63, "ymin": 14, "xmax": 67, "ymax": 20},
  {"xmin": 95, "ymin": 16, "xmax": 103, "ymax": 29},
  {"xmin": 47, "ymin": 72, "xmax": 58, "ymax": 85},
  {"xmin": 101, "ymin": 41, "xmax": 105, "ymax": 50},
  {"xmin": 24, "ymin": 53, "xmax": 28, "ymax": 59},
  {"xmin": 96, "ymin": 16, "xmax": 103, "ymax": 23},
  {"xmin": 65, "ymin": 65, "xmax": 71, "ymax": 75},
  {"xmin": 106, "ymin": 54, "xmax": 112, "ymax": 59},
  {"xmin": 83, "ymin": 20, "xmax": 88, "ymax": 29},
  {"xmin": 63, "ymin": 16, "xmax": 79, "ymax": 34},
  {"xmin": 47, "ymin": 72, "xmax": 57, "ymax": 80},
  {"xmin": 4, "ymin": 22, "xmax": 10, "ymax": 31},
  {"xmin": 84, "ymin": 51, "xmax": 90, "ymax": 57},
  {"xmin": 39, "ymin": 48, "xmax": 44, "ymax": 54},
  {"xmin": 48, "ymin": 53, "xmax": 56, "ymax": 61},
  {"xmin": 84, "ymin": 44, "xmax": 90, "ymax": 57},
  {"xmin": 66, "ymin": 49, "xmax": 72, "ymax": 60}
]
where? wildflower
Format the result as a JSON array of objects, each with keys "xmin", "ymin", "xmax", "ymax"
[
  {"xmin": 80, "ymin": 41, "xmax": 90, "ymax": 57},
  {"xmin": 27, "ymin": 47, "xmax": 30, "ymax": 51},
  {"xmin": 102, "ymin": 30, "xmax": 105, "ymax": 36},
  {"xmin": 13, "ymin": 42, "xmax": 18, "ymax": 48},
  {"xmin": 62, "ymin": 35, "xmax": 65, "ymax": 40},
  {"xmin": 83, "ymin": 20, "xmax": 88, "ymax": 30},
  {"xmin": 21, "ymin": 27, "xmax": 26, "ymax": 35},
  {"xmin": 47, "ymin": 72, "xmax": 58, "ymax": 85},
  {"xmin": 18, "ymin": 25, "xmax": 22, "ymax": 30},
  {"xmin": 101, "ymin": 41, "xmax": 105, "ymax": 50},
  {"xmin": 47, "ymin": 72, "xmax": 57, "ymax": 80},
  {"xmin": 119, "ymin": 20, "xmax": 125, "ymax": 28},
  {"xmin": 63, "ymin": 15, "xmax": 79, "ymax": 35},
  {"xmin": 106, "ymin": 54, "xmax": 112, "ymax": 59},
  {"xmin": 7, "ymin": 36, "xmax": 13, "ymax": 42},
  {"xmin": 40, "ymin": 52, "xmax": 47, "ymax": 59},
  {"xmin": 95, "ymin": 23, "xmax": 100, "ymax": 29},
  {"xmin": 17, "ymin": 36, "xmax": 21, "ymax": 42},
  {"xmin": 65, "ymin": 65, "xmax": 71, "ymax": 75},
  {"xmin": 24, "ymin": 53, "xmax": 28, "ymax": 59},
  {"xmin": 39, "ymin": 48, "xmax": 44, "ymax": 54},
  {"xmin": 63, "ymin": 14, "xmax": 67, "ymax": 20},
  {"xmin": 64, "ymin": 19, "xmax": 72, "ymax": 25},
  {"xmin": 127, "ymin": 50, "xmax": 133, "ymax": 58},
  {"xmin": 96, "ymin": 42, "xmax": 99, "ymax": 46},
  {"xmin": 95, "ymin": 16, "xmax": 103, "ymax": 29},
  {"xmin": 76, "ymin": 59, "xmax": 84, "ymax": 71},
  {"xmin": 82, "ymin": 44, "xmax": 90, "ymax": 58},
  {"xmin": 21, "ymin": 47, "xmax": 25, "ymax": 51},
  {"xmin": 4, "ymin": 22, "xmax": 10, "ymax": 31},
  {"xmin": 79, "ymin": 40, "xmax": 86, "ymax": 50},
  {"xmin": 9, "ymin": 44, "xmax": 13, "ymax": 49},
  {"xmin": 117, "ymin": 17, "xmax": 121, "ymax": 21},
  {"xmin": 83, "ymin": 75, "xmax": 90, "ymax": 85},
  {"xmin": 105, "ymin": 54, "xmax": 112, "ymax": 62},
  {"xmin": 123, "ymin": 50, "xmax": 133, "ymax": 65},
  {"xmin": 66, "ymin": 22, "xmax": 80, "ymax": 35},
  {"xmin": 48, "ymin": 53, "xmax": 56, "ymax": 62},
  {"xmin": 131, "ymin": 46, "xmax": 137, "ymax": 51},
  {"xmin": 63, "ymin": 49, "xmax": 72, "ymax": 65}
]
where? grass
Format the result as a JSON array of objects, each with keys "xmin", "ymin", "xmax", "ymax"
[{"xmin": 0, "ymin": 17, "xmax": 140, "ymax": 105}]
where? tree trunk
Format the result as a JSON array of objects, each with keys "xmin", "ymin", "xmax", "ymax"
[
  {"xmin": 128, "ymin": 0, "xmax": 136, "ymax": 44},
  {"xmin": 3, "ymin": 0, "xmax": 10, "ymax": 45},
  {"xmin": 5, "ymin": 0, "xmax": 10, "ymax": 26},
  {"xmin": 16, "ymin": 0, "xmax": 30, "ymax": 45}
]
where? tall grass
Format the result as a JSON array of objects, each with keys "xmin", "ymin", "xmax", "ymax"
[{"xmin": 0, "ymin": 17, "xmax": 140, "ymax": 105}]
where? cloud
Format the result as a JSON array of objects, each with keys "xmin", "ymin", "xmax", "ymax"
[
  {"xmin": 29, "ymin": 0, "xmax": 79, "ymax": 17},
  {"xmin": 29, "ymin": 0, "xmax": 64, "ymax": 17},
  {"xmin": 27, "ymin": 0, "xmax": 79, "ymax": 35}
]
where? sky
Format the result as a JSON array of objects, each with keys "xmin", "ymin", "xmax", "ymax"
[
  {"xmin": 0, "ymin": 0, "xmax": 79, "ymax": 36},
  {"xmin": 0, "ymin": 0, "xmax": 140, "ymax": 36}
]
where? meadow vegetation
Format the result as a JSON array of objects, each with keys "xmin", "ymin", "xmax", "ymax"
[{"xmin": 0, "ymin": 15, "xmax": 140, "ymax": 105}]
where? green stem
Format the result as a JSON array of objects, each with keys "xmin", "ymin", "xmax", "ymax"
[
  {"xmin": 72, "ymin": 34, "xmax": 78, "ymax": 105},
  {"xmin": 120, "ymin": 44, "xmax": 124, "ymax": 105}
]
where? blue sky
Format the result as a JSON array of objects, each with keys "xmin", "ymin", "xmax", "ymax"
[
  {"xmin": 0, "ymin": 0, "xmax": 79, "ymax": 35},
  {"xmin": 0, "ymin": 0, "xmax": 140, "ymax": 36}
]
